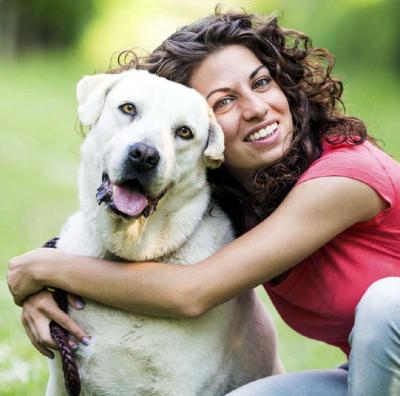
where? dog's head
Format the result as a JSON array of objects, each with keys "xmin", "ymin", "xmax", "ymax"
[{"xmin": 77, "ymin": 69, "xmax": 224, "ymax": 220}]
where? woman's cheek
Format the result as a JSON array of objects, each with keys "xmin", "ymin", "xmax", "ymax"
[{"xmin": 216, "ymin": 115, "xmax": 236, "ymax": 143}]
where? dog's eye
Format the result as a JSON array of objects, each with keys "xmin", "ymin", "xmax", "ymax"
[
  {"xmin": 119, "ymin": 103, "xmax": 136, "ymax": 116},
  {"xmin": 176, "ymin": 126, "xmax": 194, "ymax": 140}
]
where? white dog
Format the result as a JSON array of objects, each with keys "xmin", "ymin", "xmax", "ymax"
[{"xmin": 47, "ymin": 69, "xmax": 281, "ymax": 396}]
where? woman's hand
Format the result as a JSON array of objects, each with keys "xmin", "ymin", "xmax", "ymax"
[
  {"xmin": 8, "ymin": 248, "xmax": 69, "ymax": 306},
  {"xmin": 22, "ymin": 290, "xmax": 89, "ymax": 359}
]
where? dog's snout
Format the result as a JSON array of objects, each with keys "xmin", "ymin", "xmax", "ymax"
[{"xmin": 128, "ymin": 143, "xmax": 160, "ymax": 171}]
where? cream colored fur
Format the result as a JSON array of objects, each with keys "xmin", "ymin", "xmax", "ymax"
[{"xmin": 46, "ymin": 70, "xmax": 280, "ymax": 396}]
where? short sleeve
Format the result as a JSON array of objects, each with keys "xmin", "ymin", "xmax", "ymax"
[{"xmin": 296, "ymin": 142, "xmax": 396, "ymax": 209}]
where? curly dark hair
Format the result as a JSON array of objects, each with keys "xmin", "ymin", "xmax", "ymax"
[{"xmin": 113, "ymin": 7, "xmax": 370, "ymax": 234}]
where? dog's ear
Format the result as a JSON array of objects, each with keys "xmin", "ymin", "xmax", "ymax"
[
  {"xmin": 77, "ymin": 73, "xmax": 123, "ymax": 125},
  {"xmin": 204, "ymin": 108, "xmax": 225, "ymax": 169}
]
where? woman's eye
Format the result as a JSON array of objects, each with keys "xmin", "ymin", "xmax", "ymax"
[
  {"xmin": 253, "ymin": 77, "xmax": 271, "ymax": 89},
  {"xmin": 176, "ymin": 126, "xmax": 194, "ymax": 139},
  {"xmin": 119, "ymin": 103, "xmax": 136, "ymax": 115},
  {"xmin": 213, "ymin": 97, "xmax": 234, "ymax": 110}
]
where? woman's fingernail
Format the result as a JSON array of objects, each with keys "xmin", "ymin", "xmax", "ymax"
[
  {"xmin": 82, "ymin": 337, "xmax": 90, "ymax": 345},
  {"xmin": 75, "ymin": 298, "xmax": 85, "ymax": 309}
]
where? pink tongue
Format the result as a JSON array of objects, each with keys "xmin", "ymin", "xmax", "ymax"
[{"xmin": 113, "ymin": 185, "xmax": 148, "ymax": 217}]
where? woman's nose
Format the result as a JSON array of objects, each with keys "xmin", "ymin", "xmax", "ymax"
[{"xmin": 241, "ymin": 93, "xmax": 268, "ymax": 121}]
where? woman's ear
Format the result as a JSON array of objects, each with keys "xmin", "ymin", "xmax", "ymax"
[
  {"xmin": 204, "ymin": 108, "xmax": 225, "ymax": 169},
  {"xmin": 76, "ymin": 73, "xmax": 123, "ymax": 126}
]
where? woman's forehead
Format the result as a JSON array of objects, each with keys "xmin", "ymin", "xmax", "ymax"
[{"xmin": 190, "ymin": 45, "xmax": 267, "ymax": 95}]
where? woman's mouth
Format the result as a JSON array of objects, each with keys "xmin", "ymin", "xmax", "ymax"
[{"xmin": 244, "ymin": 122, "xmax": 279, "ymax": 143}]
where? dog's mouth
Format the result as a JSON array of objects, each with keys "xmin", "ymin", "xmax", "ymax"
[{"xmin": 96, "ymin": 173, "xmax": 163, "ymax": 219}]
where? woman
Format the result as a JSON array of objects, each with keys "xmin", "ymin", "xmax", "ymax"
[{"xmin": 8, "ymin": 9, "xmax": 400, "ymax": 395}]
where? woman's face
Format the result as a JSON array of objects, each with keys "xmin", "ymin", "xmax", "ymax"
[{"xmin": 190, "ymin": 45, "xmax": 293, "ymax": 189}]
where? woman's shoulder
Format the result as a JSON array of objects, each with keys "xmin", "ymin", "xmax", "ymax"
[
  {"xmin": 301, "ymin": 140, "xmax": 399, "ymax": 178},
  {"xmin": 297, "ymin": 140, "xmax": 400, "ymax": 209},
  {"xmin": 318, "ymin": 139, "xmax": 396, "ymax": 167}
]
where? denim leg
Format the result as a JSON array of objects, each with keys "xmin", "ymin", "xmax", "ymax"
[
  {"xmin": 225, "ymin": 369, "xmax": 348, "ymax": 396},
  {"xmin": 348, "ymin": 277, "xmax": 400, "ymax": 396}
]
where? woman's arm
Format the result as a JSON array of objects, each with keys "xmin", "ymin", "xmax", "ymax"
[{"xmin": 9, "ymin": 176, "xmax": 387, "ymax": 317}]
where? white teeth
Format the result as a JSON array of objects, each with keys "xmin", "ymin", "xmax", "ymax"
[{"xmin": 246, "ymin": 122, "xmax": 278, "ymax": 142}]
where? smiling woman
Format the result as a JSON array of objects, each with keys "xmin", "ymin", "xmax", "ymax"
[
  {"xmin": 7, "ymin": 7, "xmax": 400, "ymax": 396},
  {"xmin": 135, "ymin": 10, "xmax": 368, "ymax": 229}
]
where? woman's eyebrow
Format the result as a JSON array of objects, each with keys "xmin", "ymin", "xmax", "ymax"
[
  {"xmin": 249, "ymin": 64, "xmax": 266, "ymax": 79},
  {"xmin": 206, "ymin": 64, "xmax": 267, "ymax": 100},
  {"xmin": 206, "ymin": 87, "xmax": 230, "ymax": 100}
]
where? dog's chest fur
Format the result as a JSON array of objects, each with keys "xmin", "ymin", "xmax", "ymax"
[
  {"xmin": 71, "ymin": 300, "xmax": 236, "ymax": 396},
  {"xmin": 50, "ymin": 205, "xmax": 239, "ymax": 396}
]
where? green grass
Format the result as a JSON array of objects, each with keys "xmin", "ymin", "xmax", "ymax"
[
  {"xmin": 1, "ymin": 54, "xmax": 399, "ymax": 394},
  {"xmin": 0, "ymin": 53, "xmax": 85, "ymax": 395}
]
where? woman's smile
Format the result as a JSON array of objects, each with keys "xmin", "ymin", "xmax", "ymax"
[{"xmin": 244, "ymin": 120, "xmax": 279, "ymax": 143}]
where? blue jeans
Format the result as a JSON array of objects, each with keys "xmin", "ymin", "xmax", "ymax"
[{"xmin": 226, "ymin": 277, "xmax": 400, "ymax": 396}]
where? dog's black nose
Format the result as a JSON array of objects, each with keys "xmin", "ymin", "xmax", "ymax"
[{"xmin": 128, "ymin": 143, "xmax": 160, "ymax": 171}]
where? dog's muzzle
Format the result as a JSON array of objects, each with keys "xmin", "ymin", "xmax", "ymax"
[
  {"xmin": 96, "ymin": 143, "xmax": 169, "ymax": 219},
  {"xmin": 119, "ymin": 142, "xmax": 160, "ymax": 191}
]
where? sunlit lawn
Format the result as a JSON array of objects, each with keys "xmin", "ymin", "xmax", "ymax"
[{"xmin": 1, "ymin": 54, "xmax": 398, "ymax": 395}]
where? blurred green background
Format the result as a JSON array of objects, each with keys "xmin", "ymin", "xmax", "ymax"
[{"xmin": 1, "ymin": 0, "xmax": 399, "ymax": 394}]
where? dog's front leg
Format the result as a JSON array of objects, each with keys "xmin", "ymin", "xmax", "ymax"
[{"xmin": 46, "ymin": 356, "xmax": 69, "ymax": 396}]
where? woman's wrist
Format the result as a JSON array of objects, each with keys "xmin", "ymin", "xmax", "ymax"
[{"xmin": 39, "ymin": 253, "xmax": 115, "ymax": 297}]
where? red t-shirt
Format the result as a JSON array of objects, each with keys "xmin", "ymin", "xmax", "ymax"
[{"xmin": 265, "ymin": 140, "xmax": 400, "ymax": 356}]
